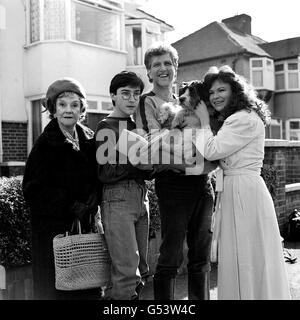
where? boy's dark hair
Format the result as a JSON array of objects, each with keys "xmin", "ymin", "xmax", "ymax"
[{"xmin": 109, "ymin": 71, "xmax": 144, "ymax": 95}]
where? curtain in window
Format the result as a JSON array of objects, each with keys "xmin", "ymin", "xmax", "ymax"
[
  {"xmin": 275, "ymin": 74, "xmax": 285, "ymax": 90},
  {"xmin": 288, "ymin": 73, "xmax": 299, "ymax": 89},
  {"xmin": 30, "ymin": 0, "xmax": 40, "ymax": 43},
  {"xmin": 72, "ymin": 2, "xmax": 121, "ymax": 50},
  {"xmin": 44, "ymin": 0, "xmax": 66, "ymax": 40}
]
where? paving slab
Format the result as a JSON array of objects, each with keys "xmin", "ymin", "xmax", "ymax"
[{"xmin": 141, "ymin": 241, "xmax": 300, "ymax": 300}]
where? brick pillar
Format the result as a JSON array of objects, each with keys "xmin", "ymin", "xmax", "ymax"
[{"xmin": 264, "ymin": 140, "xmax": 287, "ymax": 234}]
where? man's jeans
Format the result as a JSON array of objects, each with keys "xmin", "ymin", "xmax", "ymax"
[
  {"xmin": 154, "ymin": 173, "xmax": 214, "ymax": 279},
  {"xmin": 101, "ymin": 179, "xmax": 149, "ymax": 300}
]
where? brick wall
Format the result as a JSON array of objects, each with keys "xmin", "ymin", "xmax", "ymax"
[
  {"xmin": 285, "ymin": 143, "xmax": 300, "ymax": 184},
  {"xmin": 2, "ymin": 122, "xmax": 27, "ymax": 162},
  {"xmin": 264, "ymin": 140, "xmax": 300, "ymax": 236}
]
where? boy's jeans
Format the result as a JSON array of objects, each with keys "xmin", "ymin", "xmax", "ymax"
[{"xmin": 101, "ymin": 179, "xmax": 149, "ymax": 300}]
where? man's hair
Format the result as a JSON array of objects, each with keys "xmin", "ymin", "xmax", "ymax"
[
  {"xmin": 109, "ymin": 71, "xmax": 144, "ymax": 95},
  {"xmin": 144, "ymin": 42, "xmax": 179, "ymax": 71}
]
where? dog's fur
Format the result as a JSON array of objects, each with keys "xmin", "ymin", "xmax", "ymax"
[
  {"xmin": 157, "ymin": 80, "xmax": 222, "ymax": 133},
  {"xmin": 172, "ymin": 80, "xmax": 207, "ymax": 129}
]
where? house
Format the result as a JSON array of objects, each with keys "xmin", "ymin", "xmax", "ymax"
[
  {"xmin": 172, "ymin": 13, "xmax": 300, "ymax": 140},
  {"xmin": 0, "ymin": 0, "xmax": 173, "ymax": 175}
]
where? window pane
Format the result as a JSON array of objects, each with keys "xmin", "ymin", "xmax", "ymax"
[
  {"xmin": 290, "ymin": 121, "xmax": 300, "ymax": 129},
  {"xmin": 252, "ymin": 60, "xmax": 263, "ymax": 68},
  {"xmin": 271, "ymin": 125, "xmax": 281, "ymax": 139},
  {"xmin": 275, "ymin": 74, "xmax": 285, "ymax": 90},
  {"xmin": 30, "ymin": 0, "xmax": 40, "ymax": 43},
  {"xmin": 44, "ymin": 0, "xmax": 66, "ymax": 40},
  {"xmin": 275, "ymin": 64, "xmax": 284, "ymax": 72},
  {"xmin": 72, "ymin": 2, "xmax": 121, "ymax": 50},
  {"xmin": 252, "ymin": 70, "xmax": 263, "ymax": 87},
  {"xmin": 125, "ymin": 25, "xmax": 142, "ymax": 66},
  {"xmin": 288, "ymin": 63, "xmax": 298, "ymax": 70},
  {"xmin": 289, "ymin": 130, "xmax": 300, "ymax": 141},
  {"xmin": 288, "ymin": 73, "xmax": 299, "ymax": 89}
]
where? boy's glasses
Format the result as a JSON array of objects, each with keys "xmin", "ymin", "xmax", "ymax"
[{"xmin": 121, "ymin": 92, "xmax": 141, "ymax": 101}]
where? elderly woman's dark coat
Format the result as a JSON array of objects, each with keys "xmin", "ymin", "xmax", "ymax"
[{"xmin": 23, "ymin": 118, "xmax": 101, "ymax": 300}]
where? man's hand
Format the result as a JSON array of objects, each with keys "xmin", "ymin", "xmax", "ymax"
[{"xmin": 182, "ymin": 115, "xmax": 201, "ymax": 129}]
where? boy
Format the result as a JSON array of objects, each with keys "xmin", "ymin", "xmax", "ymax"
[
  {"xmin": 95, "ymin": 71, "xmax": 153, "ymax": 300},
  {"xmin": 135, "ymin": 43, "xmax": 216, "ymax": 300}
]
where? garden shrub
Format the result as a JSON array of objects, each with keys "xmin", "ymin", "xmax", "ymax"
[
  {"xmin": 261, "ymin": 164, "xmax": 277, "ymax": 201},
  {"xmin": 0, "ymin": 176, "xmax": 32, "ymax": 268},
  {"xmin": 146, "ymin": 179, "xmax": 160, "ymax": 239}
]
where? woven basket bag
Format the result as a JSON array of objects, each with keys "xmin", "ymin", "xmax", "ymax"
[{"xmin": 53, "ymin": 218, "xmax": 111, "ymax": 291}]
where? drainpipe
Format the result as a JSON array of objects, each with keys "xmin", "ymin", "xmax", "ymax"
[{"xmin": 0, "ymin": 91, "xmax": 3, "ymax": 163}]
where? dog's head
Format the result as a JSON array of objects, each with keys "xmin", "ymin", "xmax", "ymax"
[
  {"xmin": 178, "ymin": 80, "xmax": 206, "ymax": 111},
  {"xmin": 178, "ymin": 80, "xmax": 223, "ymax": 133}
]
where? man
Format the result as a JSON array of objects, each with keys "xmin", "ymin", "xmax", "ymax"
[{"xmin": 135, "ymin": 43, "xmax": 216, "ymax": 300}]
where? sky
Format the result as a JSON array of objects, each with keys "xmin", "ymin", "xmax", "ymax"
[{"xmin": 140, "ymin": 0, "xmax": 300, "ymax": 44}]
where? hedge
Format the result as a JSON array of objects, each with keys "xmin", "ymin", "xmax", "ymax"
[{"xmin": 0, "ymin": 176, "xmax": 31, "ymax": 268}]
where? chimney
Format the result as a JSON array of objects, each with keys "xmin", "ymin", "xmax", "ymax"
[{"xmin": 222, "ymin": 14, "xmax": 251, "ymax": 35}]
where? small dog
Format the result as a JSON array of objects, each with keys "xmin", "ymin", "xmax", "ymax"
[
  {"xmin": 157, "ymin": 80, "xmax": 223, "ymax": 133},
  {"xmin": 175, "ymin": 80, "xmax": 222, "ymax": 134}
]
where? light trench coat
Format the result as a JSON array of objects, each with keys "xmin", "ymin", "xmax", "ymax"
[{"xmin": 195, "ymin": 109, "xmax": 291, "ymax": 300}]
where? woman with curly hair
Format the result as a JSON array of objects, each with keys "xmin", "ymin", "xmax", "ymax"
[{"xmin": 192, "ymin": 65, "xmax": 290, "ymax": 300}]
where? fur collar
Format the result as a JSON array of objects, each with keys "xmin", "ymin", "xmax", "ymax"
[{"xmin": 42, "ymin": 118, "xmax": 94, "ymax": 147}]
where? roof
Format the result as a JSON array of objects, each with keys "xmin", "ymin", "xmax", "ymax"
[
  {"xmin": 124, "ymin": 3, "xmax": 174, "ymax": 31},
  {"xmin": 259, "ymin": 37, "xmax": 300, "ymax": 60},
  {"xmin": 172, "ymin": 21, "xmax": 270, "ymax": 65}
]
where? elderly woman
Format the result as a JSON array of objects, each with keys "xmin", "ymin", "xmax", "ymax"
[{"xmin": 23, "ymin": 78, "xmax": 101, "ymax": 300}]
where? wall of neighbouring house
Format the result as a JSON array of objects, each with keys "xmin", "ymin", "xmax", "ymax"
[{"xmin": 176, "ymin": 54, "xmax": 250, "ymax": 86}]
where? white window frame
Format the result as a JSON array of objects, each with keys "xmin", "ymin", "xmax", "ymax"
[
  {"xmin": 286, "ymin": 118, "xmax": 300, "ymax": 141},
  {"xmin": 249, "ymin": 57, "xmax": 274, "ymax": 90},
  {"xmin": 125, "ymin": 19, "xmax": 162, "ymax": 67},
  {"xmin": 275, "ymin": 58, "xmax": 300, "ymax": 92}
]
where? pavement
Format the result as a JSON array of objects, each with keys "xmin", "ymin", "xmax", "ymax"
[{"xmin": 141, "ymin": 241, "xmax": 300, "ymax": 300}]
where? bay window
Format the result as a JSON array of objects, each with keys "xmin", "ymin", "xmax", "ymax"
[
  {"xmin": 29, "ymin": 0, "xmax": 123, "ymax": 50},
  {"xmin": 125, "ymin": 19, "xmax": 164, "ymax": 66},
  {"xmin": 249, "ymin": 57, "xmax": 274, "ymax": 90}
]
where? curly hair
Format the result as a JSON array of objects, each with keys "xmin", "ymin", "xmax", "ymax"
[{"xmin": 203, "ymin": 65, "xmax": 271, "ymax": 126}]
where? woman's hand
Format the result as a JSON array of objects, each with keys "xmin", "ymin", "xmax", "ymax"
[{"xmin": 195, "ymin": 100, "xmax": 210, "ymax": 127}]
